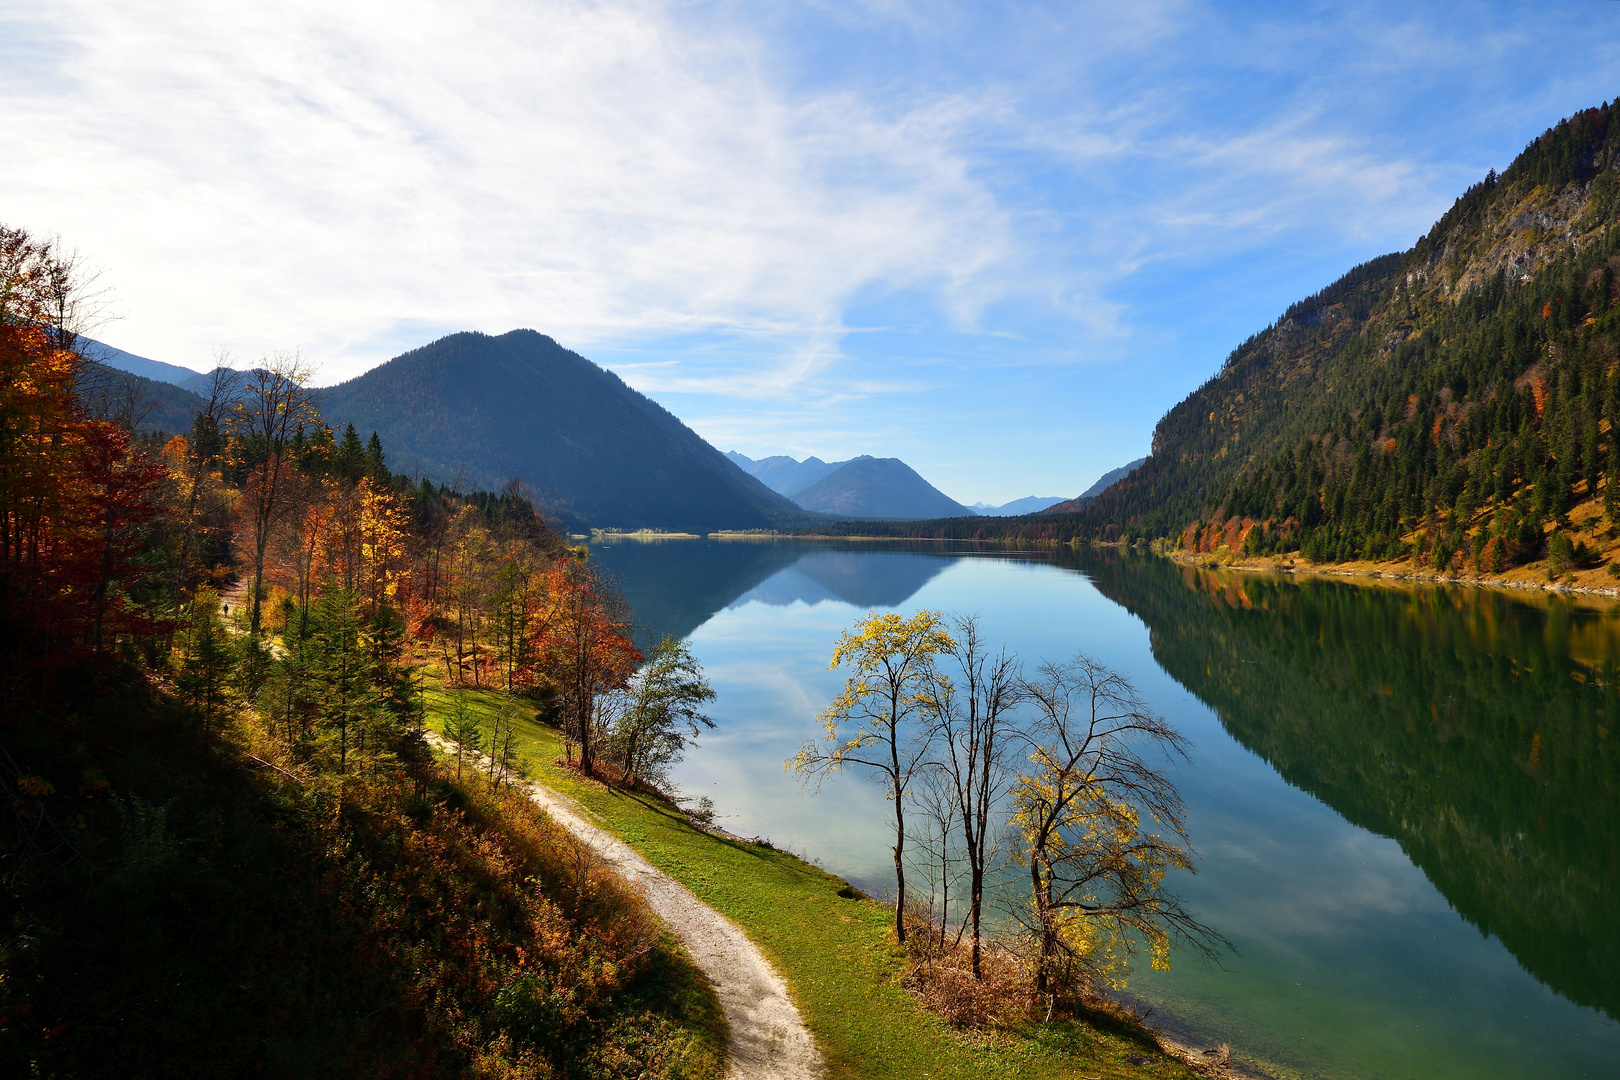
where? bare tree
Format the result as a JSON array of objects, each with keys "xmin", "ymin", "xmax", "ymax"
[
  {"xmin": 907, "ymin": 762, "xmax": 964, "ymax": 950},
  {"xmin": 1014, "ymin": 654, "xmax": 1228, "ymax": 996},
  {"xmin": 930, "ymin": 614, "xmax": 1025, "ymax": 979},
  {"xmin": 229, "ymin": 352, "xmax": 318, "ymax": 637},
  {"xmin": 0, "ymin": 226, "xmax": 116, "ymax": 353}
]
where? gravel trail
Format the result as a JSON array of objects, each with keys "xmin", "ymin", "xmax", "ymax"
[
  {"xmin": 522, "ymin": 780, "xmax": 825, "ymax": 1080},
  {"xmin": 427, "ymin": 735, "xmax": 825, "ymax": 1080}
]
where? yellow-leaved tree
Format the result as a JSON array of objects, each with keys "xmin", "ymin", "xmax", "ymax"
[
  {"xmin": 1015, "ymin": 654, "xmax": 1228, "ymax": 998},
  {"xmin": 789, "ymin": 609, "xmax": 954, "ymax": 943}
]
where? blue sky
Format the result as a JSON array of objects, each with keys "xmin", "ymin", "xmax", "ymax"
[{"xmin": 4, "ymin": 1, "xmax": 1619, "ymax": 502}]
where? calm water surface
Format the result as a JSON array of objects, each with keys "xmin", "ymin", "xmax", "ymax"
[{"xmin": 591, "ymin": 538, "xmax": 1620, "ymax": 1080}]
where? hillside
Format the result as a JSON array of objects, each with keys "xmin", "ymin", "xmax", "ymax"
[
  {"xmin": 78, "ymin": 361, "xmax": 208, "ymax": 435},
  {"xmin": 790, "ymin": 455, "xmax": 968, "ymax": 519},
  {"xmin": 1078, "ymin": 457, "xmax": 1147, "ymax": 501},
  {"xmin": 320, "ymin": 330, "xmax": 805, "ymax": 532},
  {"xmin": 841, "ymin": 101, "xmax": 1620, "ymax": 566}
]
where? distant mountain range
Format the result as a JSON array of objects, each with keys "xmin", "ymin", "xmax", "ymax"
[
  {"xmin": 81, "ymin": 337, "xmax": 205, "ymax": 387},
  {"xmin": 727, "ymin": 451, "xmax": 969, "ymax": 519},
  {"xmin": 970, "ymin": 495, "xmax": 1068, "ymax": 516},
  {"xmin": 723, "ymin": 452, "xmax": 840, "ymax": 497},
  {"xmin": 77, "ymin": 329, "xmax": 1055, "ymax": 529}
]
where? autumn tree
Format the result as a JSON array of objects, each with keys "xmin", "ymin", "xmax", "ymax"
[
  {"xmin": 492, "ymin": 542, "xmax": 548, "ymax": 693},
  {"xmin": 537, "ymin": 560, "xmax": 639, "ymax": 776},
  {"xmin": 1014, "ymin": 654, "xmax": 1226, "ymax": 996},
  {"xmin": 792, "ymin": 609, "xmax": 954, "ymax": 943},
  {"xmin": 167, "ymin": 360, "xmax": 241, "ymax": 608},
  {"xmin": 229, "ymin": 353, "xmax": 318, "ymax": 638},
  {"xmin": 0, "ymin": 225, "xmax": 163, "ymax": 670}
]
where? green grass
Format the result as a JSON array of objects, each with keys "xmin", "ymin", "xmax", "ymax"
[{"xmin": 422, "ymin": 684, "xmax": 1201, "ymax": 1080}]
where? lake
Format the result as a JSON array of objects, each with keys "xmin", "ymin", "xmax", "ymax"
[{"xmin": 590, "ymin": 537, "xmax": 1620, "ymax": 1080}]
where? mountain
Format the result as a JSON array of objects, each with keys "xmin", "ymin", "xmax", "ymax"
[
  {"xmin": 180, "ymin": 369, "xmax": 225, "ymax": 395},
  {"xmin": 836, "ymin": 101, "xmax": 1620, "ymax": 557},
  {"xmin": 1076, "ymin": 101, "xmax": 1620, "ymax": 558},
  {"xmin": 319, "ymin": 330, "xmax": 805, "ymax": 532},
  {"xmin": 980, "ymin": 495, "xmax": 1068, "ymax": 516},
  {"xmin": 725, "ymin": 452, "xmax": 841, "ymax": 496},
  {"xmin": 728, "ymin": 449, "xmax": 974, "ymax": 518},
  {"xmin": 80, "ymin": 337, "xmax": 204, "ymax": 387},
  {"xmin": 790, "ymin": 455, "xmax": 969, "ymax": 519}
]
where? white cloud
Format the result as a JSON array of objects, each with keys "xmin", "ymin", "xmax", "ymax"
[
  {"xmin": 2, "ymin": 0, "xmax": 1013, "ymax": 381},
  {"xmin": 7, "ymin": 0, "xmax": 1617, "ymax": 501}
]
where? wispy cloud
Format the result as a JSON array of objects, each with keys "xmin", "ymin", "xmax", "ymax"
[
  {"xmin": 3, "ymin": 0, "xmax": 1013, "ymax": 380},
  {"xmin": 4, "ymin": 0, "xmax": 1617, "ymax": 500}
]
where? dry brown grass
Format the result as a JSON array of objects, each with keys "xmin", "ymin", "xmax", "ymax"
[{"xmin": 897, "ymin": 904, "xmax": 1036, "ymax": 1030}]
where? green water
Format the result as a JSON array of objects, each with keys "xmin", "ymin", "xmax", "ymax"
[{"xmin": 591, "ymin": 538, "xmax": 1620, "ymax": 1079}]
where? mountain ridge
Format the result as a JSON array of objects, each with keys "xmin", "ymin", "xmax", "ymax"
[
  {"xmin": 319, "ymin": 330, "xmax": 806, "ymax": 532},
  {"xmin": 790, "ymin": 455, "xmax": 968, "ymax": 519},
  {"xmin": 81, "ymin": 337, "xmax": 205, "ymax": 387}
]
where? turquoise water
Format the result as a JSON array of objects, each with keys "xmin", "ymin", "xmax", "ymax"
[{"xmin": 590, "ymin": 538, "xmax": 1620, "ymax": 1080}]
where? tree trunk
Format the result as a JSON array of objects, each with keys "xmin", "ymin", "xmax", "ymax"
[
  {"xmin": 970, "ymin": 861, "xmax": 984, "ymax": 978},
  {"xmin": 577, "ymin": 689, "xmax": 595, "ymax": 775},
  {"xmin": 1032, "ymin": 856, "xmax": 1050, "ymax": 994},
  {"xmin": 892, "ymin": 780, "xmax": 907, "ymax": 944}
]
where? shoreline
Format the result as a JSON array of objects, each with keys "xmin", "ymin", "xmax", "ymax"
[{"xmin": 1164, "ymin": 549, "xmax": 1620, "ymax": 607}]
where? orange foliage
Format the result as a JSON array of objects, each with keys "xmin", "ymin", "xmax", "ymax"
[{"xmin": 0, "ymin": 318, "xmax": 165, "ymax": 669}]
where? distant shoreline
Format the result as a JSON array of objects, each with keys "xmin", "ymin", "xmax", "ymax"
[{"xmin": 1164, "ymin": 549, "xmax": 1620, "ymax": 607}]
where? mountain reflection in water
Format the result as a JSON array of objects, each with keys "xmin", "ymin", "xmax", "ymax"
[
  {"xmin": 592, "ymin": 538, "xmax": 955, "ymax": 649},
  {"xmin": 1076, "ymin": 548, "xmax": 1620, "ymax": 1023}
]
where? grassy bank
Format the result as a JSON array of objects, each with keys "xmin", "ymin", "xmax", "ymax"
[{"xmin": 423, "ymin": 685, "xmax": 1204, "ymax": 1080}]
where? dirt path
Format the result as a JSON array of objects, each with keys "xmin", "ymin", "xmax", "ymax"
[{"xmin": 426, "ymin": 737, "xmax": 824, "ymax": 1080}]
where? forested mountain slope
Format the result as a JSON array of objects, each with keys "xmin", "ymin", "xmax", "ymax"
[
  {"xmin": 320, "ymin": 330, "xmax": 805, "ymax": 532},
  {"xmin": 79, "ymin": 361, "xmax": 208, "ymax": 435},
  {"xmin": 1086, "ymin": 100, "xmax": 1620, "ymax": 564},
  {"xmin": 843, "ymin": 101, "xmax": 1620, "ymax": 565}
]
